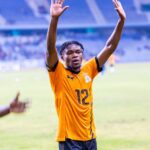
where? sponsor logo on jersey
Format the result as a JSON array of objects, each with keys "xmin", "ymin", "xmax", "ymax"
[{"xmin": 67, "ymin": 75, "xmax": 74, "ymax": 80}]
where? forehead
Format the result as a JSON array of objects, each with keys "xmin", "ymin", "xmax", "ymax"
[{"xmin": 66, "ymin": 44, "xmax": 82, "ymax": 51}]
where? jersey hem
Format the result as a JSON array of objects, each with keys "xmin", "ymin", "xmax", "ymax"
[{"xmin": 56, "ymin": 136, "xmax": 97, "ymax": 142}]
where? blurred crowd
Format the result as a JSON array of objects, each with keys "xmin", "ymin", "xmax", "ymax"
[{"xmin": 0, "ymin": 29, "xmax": 150, "ymax": 65}]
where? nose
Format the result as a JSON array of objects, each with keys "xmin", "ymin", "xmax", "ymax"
[{"xmin": 72, "ymin": 52, "xmax": 78, "ymax": 58}]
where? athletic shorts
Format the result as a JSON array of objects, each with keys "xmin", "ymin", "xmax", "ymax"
[{"xmin": 59, "ymin": 138, "xmax": 97, "ymax": 150}]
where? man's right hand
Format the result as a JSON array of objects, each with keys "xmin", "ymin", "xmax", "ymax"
[{"xmin": 50, "ymin": 0, "xmax": 69, "ymax": 18}]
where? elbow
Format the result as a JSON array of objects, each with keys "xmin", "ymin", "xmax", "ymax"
[
  {"xmin": 47, "ymin": 42, "xmax": 56, "ymax": 53},
  {"xmin": 47, "ymin": 45, "xmax": 54, "ymax": 53},
  {"xmin": 47, "ymin": 43, "xmax": 52, "ymax": 52},
  {"xmin": 106, "ymin": 43, "xmax": 118, "ymax": 53}
]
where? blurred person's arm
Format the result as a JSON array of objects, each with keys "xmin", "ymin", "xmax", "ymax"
[
  {"xmin": 0, "ymin": 92, "xmax": 28, "ymax": 117},
  {"xmin": 46, "ymin": 0, "xmax": 69, "ymax": 71},
  {"xmin": 97, "ymin": 0, "xmax": 126, "ymax": 67},
  {"xmin": 0, "ymin": 106, "xmax": 10, "ymax": 117}
]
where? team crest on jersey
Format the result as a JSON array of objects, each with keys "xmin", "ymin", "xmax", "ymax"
[
  {"xmin": 84, "ymin": 73, "xmax": 91, "ymax": 83},
  {"xmin": 67, "ymin": 75, "xmax": 74, "ymax": 80}
]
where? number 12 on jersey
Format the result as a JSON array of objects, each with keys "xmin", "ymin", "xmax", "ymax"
[{"xmin": 75, "ymin": 89, "xmax": 89, "ymax": 105}]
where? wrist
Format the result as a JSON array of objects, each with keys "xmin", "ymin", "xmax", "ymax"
[
  {"xmin": 51, "ymin": 16, "xmax": 59, "ymax": 20},
  {"xmin": 7, "ymin": 104, "xmax": 11, "ymax": 113},
  {"xmin": 119, "ymin": 18, "xmax": 125, "ymax": 24},
  {"xmin": 120, "ymin": 15, "xmax": 126, "ymax": 22}
]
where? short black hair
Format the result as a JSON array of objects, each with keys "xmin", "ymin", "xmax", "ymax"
[{"xmin": 60, "ymin": 41, "xmax": 84, "ymax": 55}]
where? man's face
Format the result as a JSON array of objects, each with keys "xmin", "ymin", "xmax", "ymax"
[{"xmin": 62, "ymin": 44, "xmax": 83, "ymax": 71}]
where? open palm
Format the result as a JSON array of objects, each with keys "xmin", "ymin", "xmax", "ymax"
[
  {"xmin": 50, "ymin": 0, "xmax": 69, "ymax": 17},
  {"xmin": 113, "ymin": 0, "xmax": 126, "ymax": 20}
]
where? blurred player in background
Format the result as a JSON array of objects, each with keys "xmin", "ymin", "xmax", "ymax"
[
  {"xmin": 108, "ymin": 54, "xmax": 116, "ymax": 72},
  {"xmin": 0, "ymin": 92, "xmax": 28, "ymax": 117},
  {"xmin": 46, "ymin": 0, "xmax": 126, "ymax": 149}
]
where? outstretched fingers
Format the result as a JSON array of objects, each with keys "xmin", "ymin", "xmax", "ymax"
[
  {"xmin": 62, "ymin": 5, "xmax": 69, "ymax": 13},
  {"xmin": 14, "ymin": 92, "xmax": 20, "ymax": 102},
  {"xmin": 50, "ymin": 0, "xmax": 69, "ymax": 17},
  {"xmin": 113, "ymin": 0, "xmax": 123, "ymax": 10},
  {"xmin": 112, "ymin": 0, "xmax": 118, "ymax": 8},
  {"xmin": 56, "ymin": 0, "xmax": 64, "ymax": 5},
  {"xmin": 51, "ymin": 0, "xmax": 66, "ymax": 8},
  {"xmin": 112, "ymin": 0, "xmax": 126, "ymax": 20}
]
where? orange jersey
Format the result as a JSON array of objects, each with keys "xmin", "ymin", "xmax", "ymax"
[{"xmin": 48, "ymin": 58, "xmax": 100, "ymax": 141}]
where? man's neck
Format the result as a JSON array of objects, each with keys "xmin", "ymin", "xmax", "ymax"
[{"xmin": 66, "ymin": 66, "xmax": 81, "ymax": 74}]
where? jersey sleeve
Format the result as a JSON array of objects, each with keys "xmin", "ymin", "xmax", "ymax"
[
  {"xmin": 48, "ymin": 61, "xmax": 64, "ymax": 90},
  {"xmin": 83, "ymin": 57, "xmax": 102, "ymax": 79}
]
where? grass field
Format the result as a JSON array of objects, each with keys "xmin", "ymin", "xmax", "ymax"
[{"xmin": 0, "ymin": 63, "xmax": 150, "ymax": 150}]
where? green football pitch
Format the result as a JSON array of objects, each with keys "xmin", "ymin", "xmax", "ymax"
[{"xmin": 0, "ymin": 63, "xmax": 150, "ymax": 150}]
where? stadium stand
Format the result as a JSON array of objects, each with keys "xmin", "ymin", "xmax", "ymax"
[
  {"xmin": 56, "ymin": 0, "xmax": 97, "ymax": 27},
  {"xmin": 0, "ymin": 0, "xmax": 149, "ymax": 26},
  {"xmin": 0, "ymin": 0, "xmax": 48, "ymax": 25},
  {"xmin": 96, "ymin": 0, "xmax": 148, "ymax": 24},
  {"xmin": 0, "ymin": 0, "xmax": 150, "ymax": 70}
]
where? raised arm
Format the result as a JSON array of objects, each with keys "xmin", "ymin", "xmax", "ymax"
[
  {"xmin": 46, "ymin": 0, "xmax": 69, "ymax": 70},
  {"xmin": 97, "ymin": 0, "xmax": 126, "ymax": 67},
  {"xmin": 0, "ymin": 92, "xmax": 28, "ymax": 118}
]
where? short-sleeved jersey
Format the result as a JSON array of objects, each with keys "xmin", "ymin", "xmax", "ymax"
[{"xmin": 48, "ymin": 57, "xmax": 101, "ymax": 141}]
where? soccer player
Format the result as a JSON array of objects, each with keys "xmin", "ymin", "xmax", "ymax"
[
  {"xmin": 46, "ymin": 0, "xmax": 126, "ymax": 149},
  {"xmin": 108, "ymin": 54, "xmax": 116, "ymax": 72},
  {"xmin": 0, "ymin": 92, "xmax": 28, "ymax": 117}
]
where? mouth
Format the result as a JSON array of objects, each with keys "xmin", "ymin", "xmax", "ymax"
[
  {"xmin": 72, "ymin": 59, "xmax": 80, "ymax": 64},
  {"xmin": 72, "ymin": 59, "xmax": 79, "ymax": 62}
]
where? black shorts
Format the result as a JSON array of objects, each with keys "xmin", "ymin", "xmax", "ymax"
[{"xmin": 59, "ymin": 138, "xmax": 97, "ymax": 150}]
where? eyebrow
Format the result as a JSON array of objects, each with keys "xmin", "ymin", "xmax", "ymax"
[{"xmin": 67, "ymin": 49, "xmax": 83, "ymax": 51}]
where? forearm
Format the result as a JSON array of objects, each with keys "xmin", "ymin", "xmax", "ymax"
[
  {"xmin": 46, "ymin": 17, "xmax": 59, "ymax": 68},
  {"xmin": 97, "ymin": 19, "xmax": 125, "ymax": 67},
  {"xmin": 47, "ymin": 17, "xmax": 58, "ymax": 54},
  {"xmin": 97, "ymin": 0, "xmax": 126, "ymax": 67},
  {"xmin": 0, "ymin": 105, "xmax": 10, "ymax": 117},
  {"xmin": 106, "ymin": 18, "xmax": 125, "ymax": 51},
  {"xmin": 46, "ymin": 0, "xmax": 69, "ymax": 67}
]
